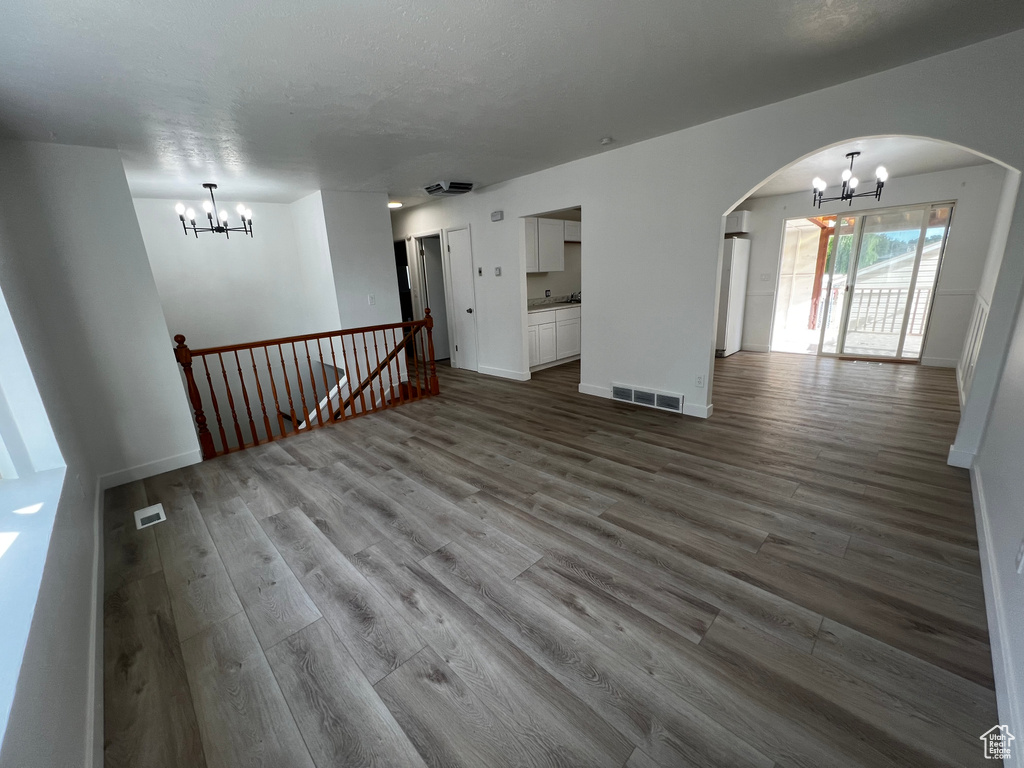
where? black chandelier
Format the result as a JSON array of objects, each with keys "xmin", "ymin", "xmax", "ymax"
[
  {"xmin": 811, "ymin": 152, "xmax": 888, "ymax": 208},
  {"xmin": 174, "ymin": 183, "xmax": 253, "ymax": 238}
]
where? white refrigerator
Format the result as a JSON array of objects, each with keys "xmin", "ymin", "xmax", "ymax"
[{"xmin": 716, "ymin": 237, "xmax": 750, "ymax": 357}]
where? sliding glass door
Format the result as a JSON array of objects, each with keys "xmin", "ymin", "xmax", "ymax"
[{"xmin": 772, "ymin": 201, "xmax": 953, "ymax": 361}]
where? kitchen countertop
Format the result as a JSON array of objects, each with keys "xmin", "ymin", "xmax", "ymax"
[{"xmin": 527, "ymin": 302, "xmax": 581, "ymax": 314}]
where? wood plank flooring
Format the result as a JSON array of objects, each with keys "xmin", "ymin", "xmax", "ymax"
[{"xmin": 103, "ymin": 353, "xmax": 998, "ymax": 767}]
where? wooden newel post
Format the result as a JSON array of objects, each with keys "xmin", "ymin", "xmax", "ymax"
[
  {"xmin": 424, "ymin": 308, "xmax": 440, "ymax": 395},
  {"xmin": 174, "ymin": 334, "xmax": 217, "ymax": 460}
]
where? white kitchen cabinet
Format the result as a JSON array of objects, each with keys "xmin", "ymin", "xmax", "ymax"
[
  {"xmin": 556, "ymin": 317, "xmax": 581, "ymax": 358},
  {"xmin": 537, "ymin": 218, "xmax": 565, "ymax": 272},
  {"xmin": 524, "ymin": 217, "xmax": 565, "ymax": 272},
  {"xmin": 537, "ymin": 322, "xmax": 557, "ymax": 364},
  {"xmin": 524, "ymin": 217, "xmax": 539, "ymax": 272},
  {"xmin": 563, "ymin": 220, "xmax": 581, "ymax": 242},
  {"xmin": 528, "ymin": 325, "xmax": 540, "ymax": 366}
]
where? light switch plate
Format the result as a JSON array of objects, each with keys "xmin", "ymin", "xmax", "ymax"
[
  {"xmin": 367, "ymin": 294, "xmax": 376, "ymax": 306},
  {"xmin": 494, "ymin": 267, "xmax": 502, "ymax": 276}
]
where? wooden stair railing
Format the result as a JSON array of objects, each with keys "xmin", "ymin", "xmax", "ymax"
[{"xmin": 173, "ymin": 309, "xmax": 440, "ymax": 460}]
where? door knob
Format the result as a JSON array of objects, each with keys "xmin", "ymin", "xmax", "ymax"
[{"xmin": 466, "ymin": 308, "xmax": 474, "ymax": 313}]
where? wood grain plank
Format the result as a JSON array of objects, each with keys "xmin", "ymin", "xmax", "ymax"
[
  {"xmin": 180, "ymin": 611, "xmax": 314, "ymax": 768},
  {"xmin": 266, "ymin": 618, "xmax": 428, "ymax": 768}
]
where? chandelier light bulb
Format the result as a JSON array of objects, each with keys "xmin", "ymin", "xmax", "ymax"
[
  {"xmin": 219, "ymin": 210, "xmax": 229, "ymax": 222},
  {"xmin": 186, "ymin": 208, "xmax": 195, "ymax": 220},
  {"xmin": 236, "ymin": 203, "xmax": 246, "ymax": 215},
  {"xmin": 245, "ymin": 209, "xmax": 253, "ymax": 220},
  {"xmin": 849, "ymin": 177, "xmax": 859, "ymax": 189},
  {"xmin": 175, "ymin": 203, "xmax": 186, "ymax": 215},
  {"xmin": 202, "ymin": 200, "xmax": 213, "ymax": 213},
  {"xmin": 876, "ymin": 166, "xmax": 888, "ymax": 182},
  {"xmin": 842, "ymin": 169, "xmax": 852, "ymax": 182}
]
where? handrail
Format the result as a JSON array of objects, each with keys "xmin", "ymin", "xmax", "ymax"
[{"xmin": 174, "ymin": 309, "xmax": 440, "ymax": 460}]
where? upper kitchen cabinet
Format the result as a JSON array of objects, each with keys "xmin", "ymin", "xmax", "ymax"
[
  {"xmin": 525, "ymin": 217, "xmax": 565, "ymax": 272},
  {"xmin": 524, "ymin": 217, "xmax": 539, "ymax": 272},
  {"xmin": 564, "ymin": 220, "xmax": 581, "ymax": 242}
]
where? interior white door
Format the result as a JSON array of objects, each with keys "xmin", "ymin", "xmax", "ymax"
[
  {"xmin": 420, "ymin": 236, "xmax": 451, "ymax": 360},
  {"xmin": 446, "ymin": 227, "xmax": 479, "ymax": 371}
]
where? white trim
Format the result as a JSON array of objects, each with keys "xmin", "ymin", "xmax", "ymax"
[
  {"xmin": 477, "ymin": 365, "xmax": 530, "ymax": 381},
  {"xmin": 745, "ymin": 290, "xmax": 776, "ymax": 297},
  {"xmin": 684, "ymin": 402, "xmax": 713, "ymax": 418},
  {"xmin": 934, "ymin": 288, "xmax": 978, "ymax": 296},
  {"xmin": 920, "ymin": 356, "xmax": 958, "ymax": 368},
  {"xmin": 84, "ymin": 476, "xmax": 102, "ymax": 768},
  {"xmin": 98, "ymin": 449, "xmax": 201, "ymax": 490},
  {"xmin": 741, "ymin": 344, "xmax": 771, "ymax": 353},
  {"xmin": 947, "ymin": 443, "xmax": 975, "ymax": 468},
  {"xmin": 578, "ymin": 382, "xmax": 611, "ymax": 399},
  {"xmin": 970, "ymin": 464, "xmax": 1022, "ymax": 748}
]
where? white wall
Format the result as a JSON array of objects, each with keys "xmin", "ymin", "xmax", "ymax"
[
  {"xmin": 0, "ymin": 141, "xmax": 200, "ymax": 767},
  {"xmin": 320, "ymin": 190, "xmax": 401, "ymax": 329},
  {"xmin": 738, "ymin": 163, "xmax": 1009, "ymax": 365},
  {"xmin": 134, "ymin": 195, "xmax": 340, "ymax": 349}
]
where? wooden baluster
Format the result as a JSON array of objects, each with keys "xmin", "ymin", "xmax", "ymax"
[
  {"xmin": 391, "ymin": 327, "xmax": 406, "ymax": 403},
  {"xmin": 250, "ymin": 347, "xmax": 275, "ymax": 439},
  {"xmin": 173, "ymin": 335, "xmax": 217, "ymax": 460},
  {"xmin": 234, "ymin": 350, "xmax": 259, "ymax": 445},
  {"xmin": 361, "ymin": 332, "xmax": 378, "ymax": 413},
  {"xmin": 339, "ymin": 333, "xmax": 360, "ymax": 417},
  {"xmin": 417, "ymin": 325, "xmax": 429, "ymax": 395},
  {"xmin": 372, "ymin": 329, "xmax": 392, "ymax": 408},
  {"xmin": 290, "ymin": 342, "xmax": 309, "ymax": 429},
  {"xmin": 349, "ymin": 332, "xmax": 368, "ymax": 414},
  {"xmin": 277, "ymin": 344, "xmax": 300, "ymax": 432},
  {"xmin": 409, "ymin": 323, "xmax": 422, "ymax": 399},
  {"xmin": 263, "ymin": 346, "xmax": 286, "ymax": 438},
  {"xmin": 316, "ymin": 338, "xmax": 334, "ymax": 423},
  {"xmin": 424, "ymin": 307, "xmax": 440, "ymax": 395},
  {"xmin": 201, "ymin": 355, "xmax": 229, "ymax": 453},
  {"xmin": 303, "ymin": 340, "xmax": 325, "ymax": 428},
  {"xmin": 217, "ymin": 352, "xmax": 246, "ymax": 449},
  {"xmin": 328, "ymin": 335, "xmax": 347, "ymax": 421}
]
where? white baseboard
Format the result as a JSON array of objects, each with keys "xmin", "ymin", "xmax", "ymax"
[
  {"xmin": 98, "ymin": 448, "xmax": 202, "ymax": 490},
  {"xmin": 741, "ymin": 344, "xmax": 770, "ymax": 353},
  {"xmin": 84, "ymin": 476, "xmax": 102, "ymax": 768},
  {"xmin": 477, "ymin": 365, "xmax": 530, "ymax": 382},
  {"xmin": 921, "ymin": 356, "xmax": 958, "ymax": 368},
  {"xmin": 683, "ymin": 402, "xmax": 713, "ymax": 418},
  {"xmin": 530, "ymin": 355, "xmax": 580, "ymax": 374},
  {"xmin": 970, "ymin": 465, "xmax": 1022, "ymax": 751},
  {"xmin": 578, "ymin": 383, "xmax": 611, "ymax": 399},
  {"xmin": 947, "ymin": 444, "xmax": 975, "ymax": 468}
]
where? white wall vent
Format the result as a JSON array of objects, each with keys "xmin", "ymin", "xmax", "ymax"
[
  {"xmin": 425, "ymin": 181, "xmax": 474, "ymax": 196},
  {"xmin": 133, "ymin": 503, "xmax": 167, "ymax": 530},
  {"xmin": 611, "ymin": 383, "xmax": 684, "ymax": 414},
  {"xmin": 611, "ymin": 385, "xmax": 633, "ymax": 402}
]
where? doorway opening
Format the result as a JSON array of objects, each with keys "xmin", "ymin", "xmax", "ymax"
[{"xmin": 770, "ymin": 201, "xmax": 953, "ymax": 360}]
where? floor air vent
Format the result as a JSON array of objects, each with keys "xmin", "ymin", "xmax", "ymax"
[
  {"xmin": 133, "ymin": 503, "xmax": 167, "ymax": 530},
  {"xmin": 612, "ymin": 383, "xmax": 684, "ymax": 414}
]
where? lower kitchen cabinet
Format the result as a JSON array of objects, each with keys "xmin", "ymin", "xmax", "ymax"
[{"xmin": 528, "ymin": 305, "xmax": 581, "ymax": 368}]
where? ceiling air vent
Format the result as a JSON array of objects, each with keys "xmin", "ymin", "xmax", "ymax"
[{"xmin": 424, "ymin": 181, "xmax": 474, "ymax": 196}]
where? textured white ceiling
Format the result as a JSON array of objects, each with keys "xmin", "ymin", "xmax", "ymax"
[
  {"xmin": 750, "ymin": 136, "xmax": 991, "ymax": 198},
  {"xmin": 1, "ymin": 0, "xmax": 1021, "ymax": 204}
]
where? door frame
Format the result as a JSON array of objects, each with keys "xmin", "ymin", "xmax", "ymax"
[
  {"xmin": 406, "ymin": 229, "xmax": 456, "ymax": 365},
  {"xmin": 443, "ymin": 225, "xmax": 479, "ymax": 371}
]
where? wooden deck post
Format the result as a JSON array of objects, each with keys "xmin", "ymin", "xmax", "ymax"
[
  {"xmin": 424, "ymin": 308, "xmax": 440, "ymax": 395},
  {"xmin": 174, "ymin": 335, "xmax": 217, "ymax": 460}
]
